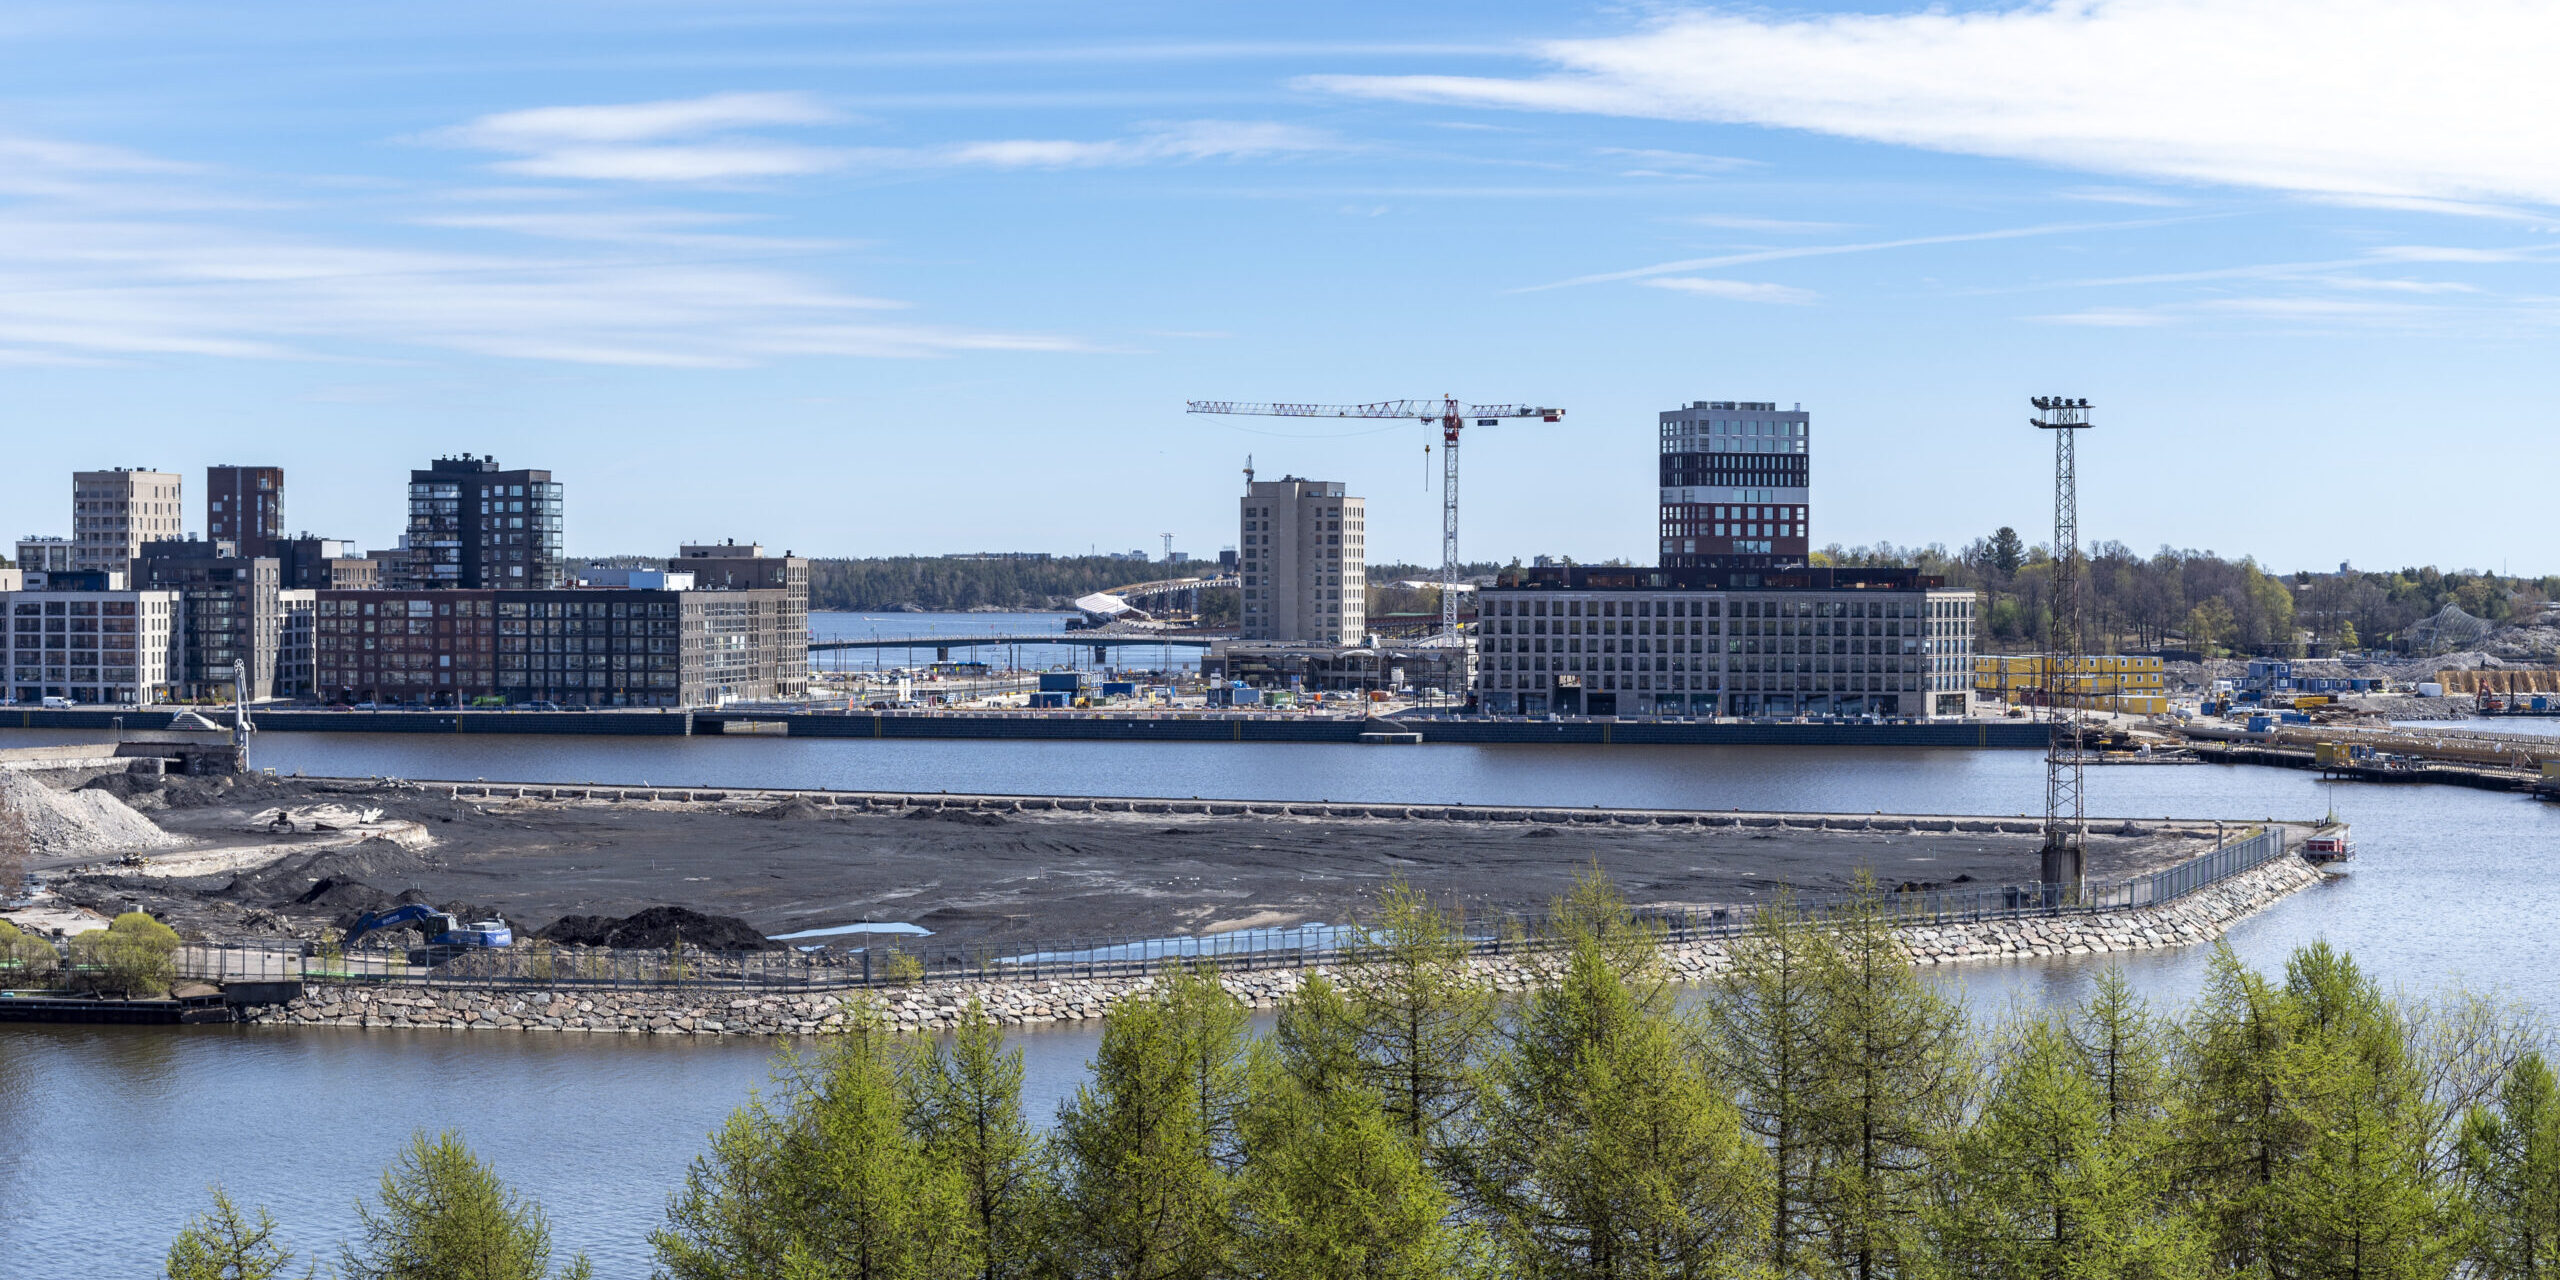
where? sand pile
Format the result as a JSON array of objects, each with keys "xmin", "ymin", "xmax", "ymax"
[{"xmin": 0, "ymin": 772, "xmax": 189, "ymax": 859}]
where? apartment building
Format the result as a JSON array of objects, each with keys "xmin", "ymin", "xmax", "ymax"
[
  {"xmin": 72, "ymin": 468, "xmax": 183, "ymax": 573},
  {"xmin": 278, "ymin": 589, "xmax": 317, "ymax": 699},
  {"xmin": 1238, "ymin": 477, "xmax": 1365, "ymax": 643},
  {"xmin": 313, "ymin": 586, "xmax": 799, "ymax": 707},
  {"xmin": 1473, "ymin": 565, "xmax": 1977, "ymax": 719},
  {"xmin": 2, "ymin": 589, "xmax": 183, "ymax": 705},
  {"xmin": 207, "ymin": 465, "xmax": 284, "ymax": 547},
  {"xmin": 406, "ymin": 456, "xmax": 566, "ymax": 589},
  {"xmin": 1658, "ymin": 401, "xmax": 1810, "ymax": 574},
  {"xmin": 13, "ymin": 536, "xmax": 75, "ymax": 589},
  {"xmin": 132, "ymin": 540, "xmax": 283, "ymax": 699},
  {"xmin": 674, "ymin": 541, "xmax": 810, "ymax": 696}
]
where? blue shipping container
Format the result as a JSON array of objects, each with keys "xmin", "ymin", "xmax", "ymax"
[
  {"xmin": 1100, "ymin": 681, "xmax": 1136, "ymax": 697},
  {"xmin": 1029, "ymin": 692, "xmax": 1069, "ymax": 708},
  {"xmin": 1037, "ymin": 673, "xmax": 1085, "ymax": 693}
]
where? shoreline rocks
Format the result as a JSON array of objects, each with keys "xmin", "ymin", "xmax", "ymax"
[{"xmin": 240, "ymin": 855, "xmax": 2324, "ymax": 1038}]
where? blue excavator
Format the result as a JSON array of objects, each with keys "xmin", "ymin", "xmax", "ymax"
[{"xmin": 341, "ymin": 904, "xmax": 514, "ymax": 953}]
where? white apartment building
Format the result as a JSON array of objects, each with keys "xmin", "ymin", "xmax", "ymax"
[
  {"xmin": 1474, "ymin": 581, "xmax": 1978, "ymax": 719},
  {"xmin": 3, "ymin": 590, "xmax": 184, "ymax": 705},
  {"xmin": 72, "ymin": 469, "xmax": 183, "ymax": 573},
  {"xmin": 14, "ymin": 536, "xmax": 75, "ymax": 576},
  {"xmin": 1238, "ymin": 477, "xmax": 1366, "ymax": 644}
]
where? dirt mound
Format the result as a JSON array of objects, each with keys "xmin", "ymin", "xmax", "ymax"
[
  {"xmin": 225, "ymin": 839, "xmax": 432, "ymax": 906},
  {"xmin": 904, "ymin": 806, "xmax": 1007, "ymax": 827},
  {"xmin": 1, "ymin": 772, "xmax": 188, "ymax": 859},
  {"xmin": 77, "ymin": 772, "xmax": 167, "ymax": 809},
  {"xmin": 299, "ymin": 877, "xmax": 397, "ymax": 919},
  {"xmin": 536, "ymin": 906, "xmax": 780, "ymax": 952},
  {"xmin": 750, "ymin": 797, "xmax": 836, "ymax": 822}
]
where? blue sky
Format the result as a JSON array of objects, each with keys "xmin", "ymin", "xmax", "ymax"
[{"xmin": 3, "ymin": 1, "xmax": 2554, "ymax": 572}]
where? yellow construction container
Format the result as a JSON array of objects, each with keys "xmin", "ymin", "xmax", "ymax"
[{"xmin": 2315, "ymin": 742, "xmax": 2346, "ymax": 765}]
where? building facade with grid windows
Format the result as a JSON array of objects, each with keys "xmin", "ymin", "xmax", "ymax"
[
  {"xmin": 1472, "ymin": 567, "xmax": 1977, "ymax": 719},
  {"xmin": 3, "ymin": 590, "xmax": 182, "ymax": 705},
  {"xmin": 405, "ymin": 456, "xmax": 566, "ymax": 590},
  {"xmin": 1658, "ymin": 401, "xmax": 1810, "ymax": 573},
  {"xmin": 313, "ymin": 587, "xmax": 797, "ymax": 708},
  {"xmin": 1238, "ymin": 477, "xmax": 1365, "ymax": 643}
]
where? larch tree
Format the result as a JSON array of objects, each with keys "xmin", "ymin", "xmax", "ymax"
[
  {"xmin": 339, "ymin": 1131, "xmax": 591, "ymax": 1280},
  {"xmin": 1230, "ymin": 974, "xmax": 1466, "ymax": 1280},
  {"xmin": 2460, "ymin": 1050, "xmax": 2560, "ymax": 1279},
  {"xmin": 165, "ymin": 1187, "xmax": 305, "ymax": 1280},
  {"xmin": 1705, "ymin": 892, "xmax": 1836, "ymax": 1275},
  {"xmin": 1804, "ymin": 875, "xmax": 1968, "ymax": 1280},
  {"xmin": 907, "ymin": 1002, "xmax": 1048, "ymax": 1280},
  {"xmin": 1047, "ymin": 970, "xmax": 1238, "ymax": 1280},
  {"xmin": 1341, "ymin": 877, "xmax": 1497, "ymax": 1166},
  {"xmin": 1471, "ymin": 874, "xmax": 1771, "ymax": 1279}
]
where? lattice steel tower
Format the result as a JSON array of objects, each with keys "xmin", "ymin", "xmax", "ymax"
[{"xmin": 2033, "ymin": 396, "xmax": 2093, "ymax": 890}]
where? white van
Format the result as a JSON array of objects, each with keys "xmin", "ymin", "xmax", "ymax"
[{"xmin": 40, "ymin": 696, "xmax": 73, "ymax": 708}]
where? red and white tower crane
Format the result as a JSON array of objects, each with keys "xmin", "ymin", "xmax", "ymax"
[{"xmin": 1186, "ymin": 397, "xmax": 1565, "ymax": 636}]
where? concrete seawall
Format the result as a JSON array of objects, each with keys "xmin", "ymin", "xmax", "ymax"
[{"xmin": 242, "ymin": 854, "xmax": 2324, "ymax": 1037}]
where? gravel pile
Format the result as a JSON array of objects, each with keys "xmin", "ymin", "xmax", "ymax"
[{"xmin": 1, "ymin": 772, "xmax": 189, "ymax": 859}]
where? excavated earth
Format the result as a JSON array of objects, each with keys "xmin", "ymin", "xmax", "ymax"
[{"xmin": 48, "ymin": 773, "xmax": 2208, "ymax": 949}]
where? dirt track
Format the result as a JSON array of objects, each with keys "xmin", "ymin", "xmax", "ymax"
[{"xmin": 51, "ymin": 774, "xmax": 2209, "ymax": 947}]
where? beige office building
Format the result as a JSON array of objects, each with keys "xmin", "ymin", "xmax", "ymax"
[
  {"xmin": 1238, "ymin": 477, "xmax": 1365, "ymax": 644},
  {"xmin": 73, "ymin": 469, "xmax": 183, "ymax": 573}
]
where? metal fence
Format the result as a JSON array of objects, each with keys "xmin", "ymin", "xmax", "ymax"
[{"xmin": 176, "ymin": 827, "xmax": 2288, "ymax": 993}]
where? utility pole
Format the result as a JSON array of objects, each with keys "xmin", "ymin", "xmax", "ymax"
[{"xmin": 2032, "ymin": 396, "xmax": 2092, "ymax": 893}]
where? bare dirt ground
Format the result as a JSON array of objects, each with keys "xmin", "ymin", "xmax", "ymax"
[{"xmin": 35, "ymin": 773, "xmax": 2216, "ymax": 949}]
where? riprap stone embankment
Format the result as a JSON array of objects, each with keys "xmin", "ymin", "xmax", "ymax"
[{"xmin": 242, "ymin": 854, "xmax": 2323, "ymax": 1038}]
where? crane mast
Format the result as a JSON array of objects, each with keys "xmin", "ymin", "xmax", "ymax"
[{"xmin": 1186, "ymin": 397, "xmax": 1564, "ymax": 636}]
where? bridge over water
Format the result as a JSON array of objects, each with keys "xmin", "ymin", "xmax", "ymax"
[{"xmin": 810, "ymin": 630, "xmax": 1230, "ymax": 664}]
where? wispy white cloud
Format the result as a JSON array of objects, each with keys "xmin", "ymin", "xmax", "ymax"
[
  {"xmin": 438, "ymin": 92, "xmax": 850, "ymax": 182},
  {"xmin": 0, "ymin": 138, "xmax": 1087, "ymax": 367},
  {"xmin": 2037, "ymin": 295, "xmax": 2454, "ymax": 329},
  {"xmin": 1672, "ymin": 213, "xmax": 1848, "ymax": 233},
  {"xmin": 1526, "ymin": 217, "xmax": 2184, "ymax": 290},
  {"xmin": 1309, "ymin": 1, "xmax": 2560, "ymax": 210},
  {"xmin": 437, "ymin": 95, "xmax": 1338, "ymax": 181},
  {"xmin": 1597, "ymin": 146, "xmax": 1756, "ymax": 177},
  {"xmin": 933, "ymin": 121, "xmax": 1337, "ymax": 169},
  {"xmin": 1645, "ymin": 276, "xmax": 1816, "ymax": 304}
]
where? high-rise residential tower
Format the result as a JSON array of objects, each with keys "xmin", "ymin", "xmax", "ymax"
[
  {"xmin": 71, "ymin": 468, "xmax": 183, "ymax": 574},
  {"xmin": 1238, "ymin": 476, "xmax": 1365, "ymax": 643},
  {"xmin": 406, "ymin": 456, "xmax": 565, "ymax": 589},
  {"xmin": 207, "ymin": 465, "xmax": 284, "ymax": 548},
  {"xmin": 1657, "ymin": 401, "xmax": 1810, "ymax": 574}
]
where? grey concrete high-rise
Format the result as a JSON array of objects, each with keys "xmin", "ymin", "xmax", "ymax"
[
  {"xmin": 1238, "ymin": 477, "xmax": 1365, "ymax": 643},
  {"xmin": 72, "ymin": 468, "xmax": 183, "ymax": 574}
]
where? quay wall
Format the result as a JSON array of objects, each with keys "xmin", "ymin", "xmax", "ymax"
[
  {"xmin": 5, "ymin": 705, "xmax": 2051, "ymax": 748},
  {"xmin": 241, "ymin": 855, "xmax": 2323, "ymax": 1038}
]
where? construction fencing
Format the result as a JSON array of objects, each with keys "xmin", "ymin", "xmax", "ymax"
[{"xmin": 177, "ymin": 827, "xmax": 2289, "ymax": 995}]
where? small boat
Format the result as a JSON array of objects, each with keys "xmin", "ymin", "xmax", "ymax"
[{"xmin": 2300, "ymin": 826, "xmax": 2354, "ymax": 865}]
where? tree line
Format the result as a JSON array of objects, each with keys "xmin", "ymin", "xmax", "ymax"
[
  {"xmin": 1822, "ymin": 531, "xmax": 2558, "ymax": 657},
  {"xmin": 157, "ymin": 875, "xmax": 2559, "ymax": 1279}
]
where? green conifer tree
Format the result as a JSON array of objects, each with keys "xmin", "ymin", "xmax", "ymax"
[
  {"xmin": 654, "ymin": 1020, "xmax": 971, "ymax": 1280},
  {"xmin": 1342, "ymin": 878, "xmax": 1498, "ymax": 1162},
  {"xmin": 339, "ymin": 1131, "xmax": 591, "ymax": 1280},
  {"xmin": 1048, "ymin": 970, "xmax": 1239, "ymax": 1280},
  {"xmin": 2460, "ymin": 1051, "xmax": 2560, "ymax": 1278},
  {"xmin": 2170, "ymin": 943, "xmax": 2304, "ymax": 1271},
  {"xmin": 1705, "ymin": 892, "xmax": 1836, "ymax": 1275},
  {"xmin": 1472, "ymin": 874, "xmax": 1771, "ymax": 1278},
  {"xmin": 166, "ymin": 1187, "xmax": 306, "ymax": 1280},
  {"xmin": 1231, "ymin": 975, "xmax": 1466, "ymax": 1280},
  {"xmin": 1805, "ymin": 875, "xmax": 1967, "ymax": 1280},
  {"xmin": 1930, "ymin": 1016, "xmax": 2203, "ymax": 1280},
  {"xmin": 908, "ymin": 1002, "xmax": 1048, "ymax": 1280}
]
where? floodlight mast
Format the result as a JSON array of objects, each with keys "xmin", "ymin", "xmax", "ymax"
[{"xmin": 2032, "ymin": 396, "xmax": 2093, "ymax": 893}]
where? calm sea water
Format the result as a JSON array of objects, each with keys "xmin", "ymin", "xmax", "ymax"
[{"xmin": 7, "ymin": 651, "xmax": 2558, "ymax": 1274}]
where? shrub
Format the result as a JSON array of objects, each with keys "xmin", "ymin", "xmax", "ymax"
[
  {"xmin": 0, "ymin": 920, "xmax": 61, "ymax": 988},
  {"xmin": 67, "ymin": 911, "xmax": 181, "ymax": 996}
]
